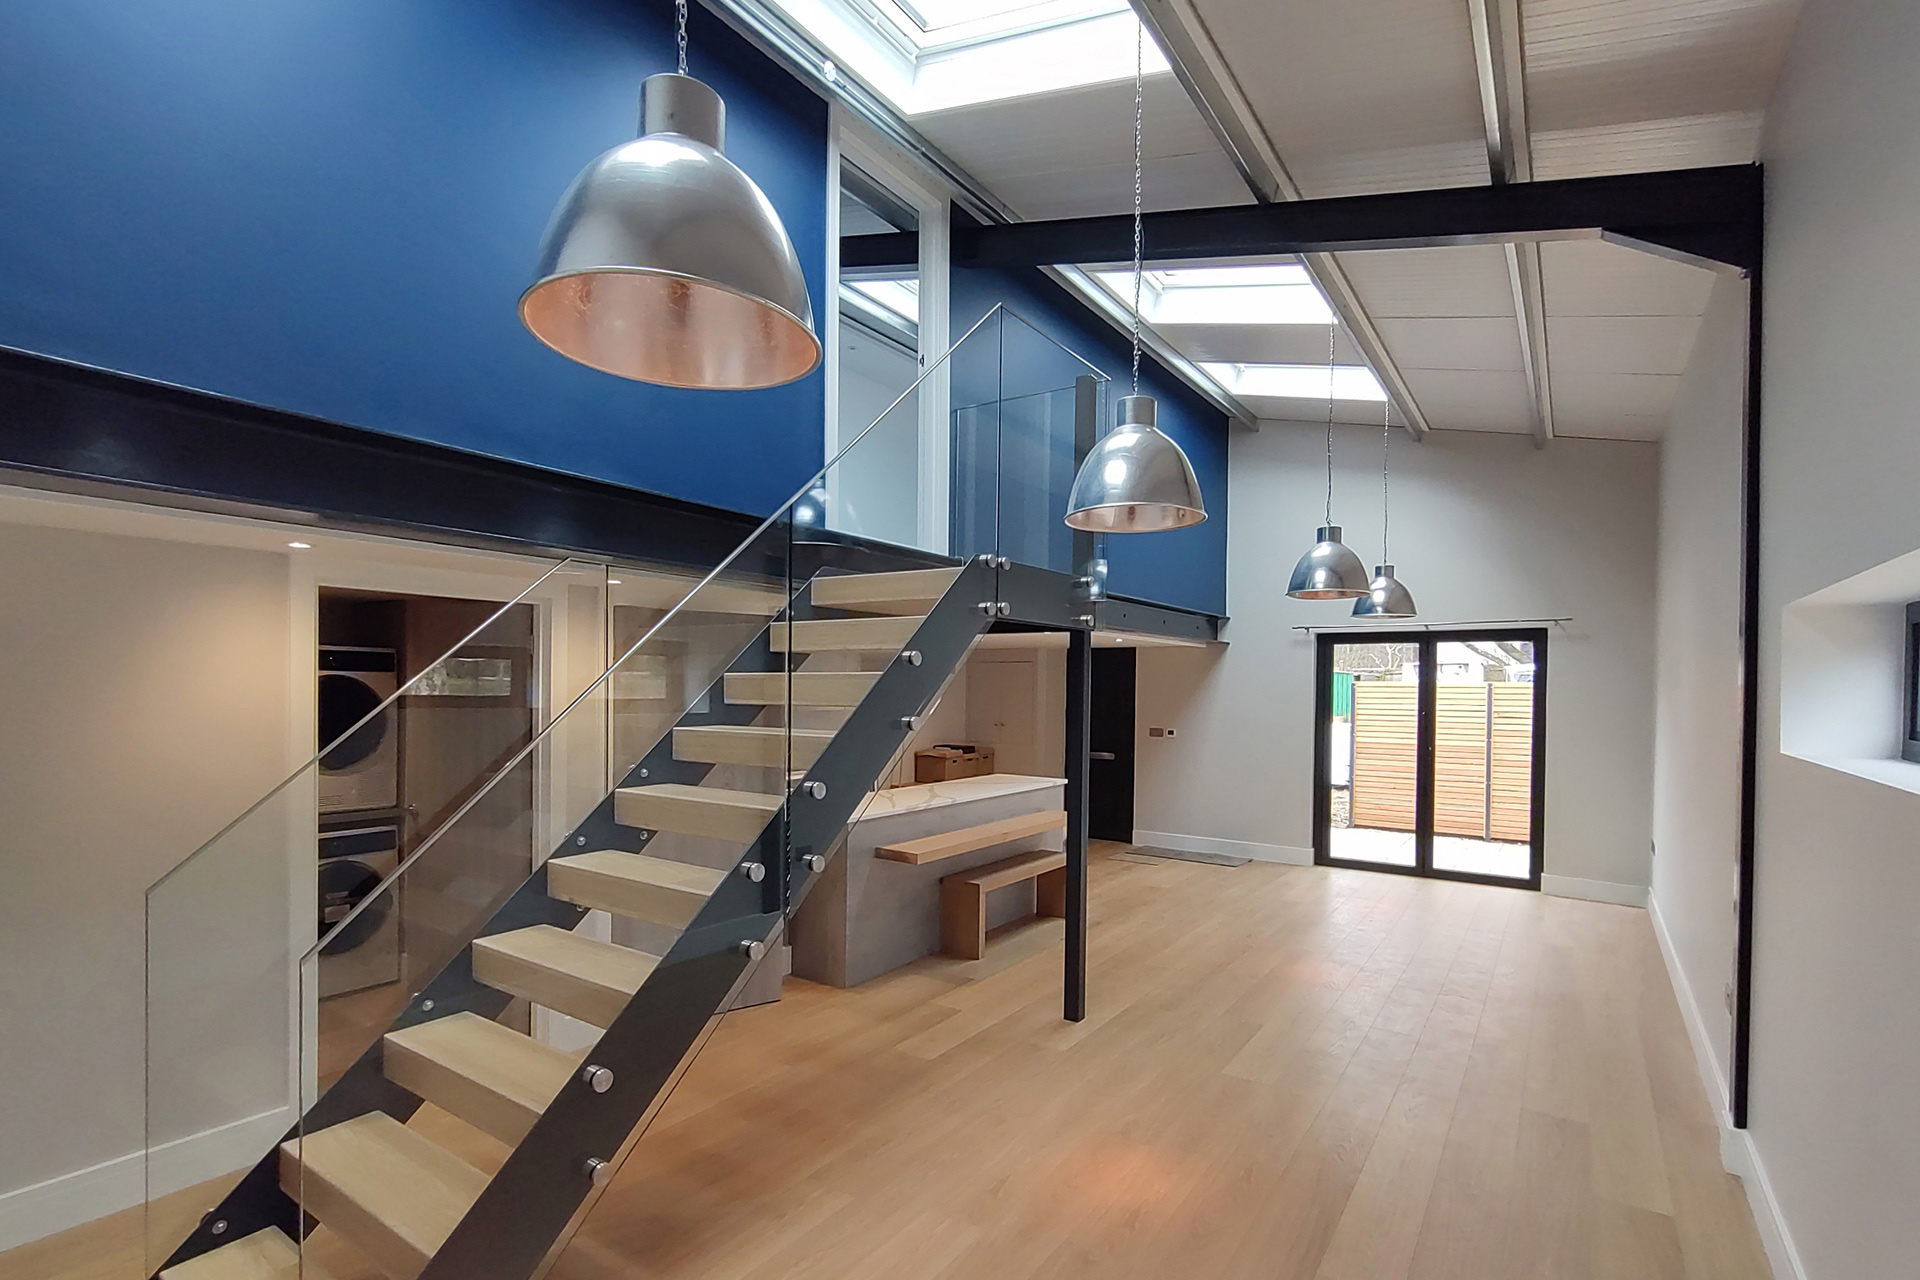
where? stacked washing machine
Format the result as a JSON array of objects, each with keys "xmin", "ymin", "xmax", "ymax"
[{"xmin": 317, "ymin": 646, "xmax": 402, "ymax": 998}]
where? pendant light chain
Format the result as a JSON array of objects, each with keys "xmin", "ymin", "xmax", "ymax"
[
  {"xmin": 1129, "ymin": 21, "xmax": 1145, "ymax": 397},
  {"xmin": 677, "ymin": 0, "xmax": 689, "ymax": 75},
  {"xmin": 1381, "ymin": 397, "xmax": 1391, "ymax": 562},
  {"xmin": 1325, "ymin": 319, "xmax": 1336, "ymax": 525}
]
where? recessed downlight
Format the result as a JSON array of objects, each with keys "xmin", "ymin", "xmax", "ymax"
[
  {"xmin": 607, "ymin": 578, "xmax": 623, "ymax": 585},
  {"xmin": 287, "ymin": 541, "xmax": 312, "ymax": 549}
]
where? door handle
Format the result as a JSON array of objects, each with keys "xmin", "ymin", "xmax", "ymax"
[{"xmin": 1089, "ymin": 751, "xmax": 1117, "ymax": 761}]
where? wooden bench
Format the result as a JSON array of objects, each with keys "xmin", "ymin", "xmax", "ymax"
[
  {"xmin": 939, "ymin": 850, "xmax": 1068, "ymax": 960},
  {"xmin": 874, "ymin": 809, "xmax": 1066, "ymax": 865}
]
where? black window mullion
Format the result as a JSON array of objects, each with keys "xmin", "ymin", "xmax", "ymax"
[{"xmin": 1415, "ymin": 635, "xmax": 1438, "ymax": 874}]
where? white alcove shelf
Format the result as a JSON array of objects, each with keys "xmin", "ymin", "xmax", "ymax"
[{"xmin": 1781, "ymin": 544, "xmax": 1920, "ymax": 797}]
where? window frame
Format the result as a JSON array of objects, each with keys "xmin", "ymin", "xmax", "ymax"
[{"xmin": 1903, "ymin": 602, "xmax": 1920, "ymax": 764}]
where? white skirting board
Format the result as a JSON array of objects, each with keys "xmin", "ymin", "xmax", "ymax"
[
  {"xmin": 0, "ymin": 1105, "xmax": 292, "ymax": 1252},
  {"xmin": 1131, "ymin": 830, "xmax": 1312, "ymax": 866},
  {"xmin": 1540, "ymin": 874, "xmax": 1650, "ymax": 907},
  {"xmin": 1648, "ymin": 895, "xmax": 1808, "ymax": 1280}
]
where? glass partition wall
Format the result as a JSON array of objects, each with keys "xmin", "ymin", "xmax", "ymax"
[{"xmin": 137, "ymin": 305, "xmax": 1107, "ymax": 1280}]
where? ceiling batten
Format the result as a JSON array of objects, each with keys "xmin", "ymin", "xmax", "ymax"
[{"xmin": 1130, "ymin": 0, "xmax": 1436, "ymax": 440}]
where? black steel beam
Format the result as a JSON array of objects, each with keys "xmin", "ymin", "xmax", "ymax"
[
  {"xmin": 842, "ymin": 164, "xmax": 1762, "ymax": 274},
  {"xmin": 1093, "ymin": 596, "xmax": 1220, "ymax": 643},
  {"xmin": 0, "ymin": 345, "xmax": 954, "ymax": 580}
]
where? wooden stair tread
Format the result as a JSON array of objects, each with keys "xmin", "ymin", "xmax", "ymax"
[
  {"xmin": 875, "ymin": 810, "xmax": 1068, "ymax": 865},
  {"xmin": 768, "ymin": 615, "xmax": 922, "ymax": 653},
  {"xmin": 470, "ymin": 925, "xmax": 658, "ymax": 1028},
  {"xmin": 548, "ymin": 848, "xmax": 729, "ymax": 927},
  {"xmin": 278, "ymin": 1112, "xmax": 486, "ymax": 1280},
  {"xmin": 160, "ymin": 1227, "xmax": 336, "ymax": 1280},
  {"xmin": 724, "ymin": 670, "xmax": 881, "ymax": 707},
  {"xmin": 383, "ymin": 1012, "xmax": 579, "ymax": 1146},
  {"xmin": 946, "ymin": 848, "xmax": 1068, "ymax": 892},
  {"xmin": 810, "ymin": 568, "xmax": 958, "ymax": 614},
  {"xmin": 673, "ymin": 724, "xmax": 834, "ymax": 769},
  {"xmin": 613, "ymin": 783, "xmax": 782, "ymax": 843}
]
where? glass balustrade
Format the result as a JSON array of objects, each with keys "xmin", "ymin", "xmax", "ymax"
[{"xmin": 137, "ymin": 304, "xmax": 1108, "ymax": 1280}]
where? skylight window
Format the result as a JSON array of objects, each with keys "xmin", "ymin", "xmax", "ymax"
[
  {"xmin": 1202, "ymin": 363, "xmax": 1389, "ymax": 402},
  {"xmin": 882, "ymin": 0, "xmax": 1125, "ymax": 42},
  {"xmin": 1091, "ymin": 263, "xmax": 1333, "ymax": 327},
  {"xmin": 846, "ymin": 276, "xmax": 919, "ymax": 322},
  {"xmin": 765, "ymin": 0, "xmax": 1165, "ymax": 114}
]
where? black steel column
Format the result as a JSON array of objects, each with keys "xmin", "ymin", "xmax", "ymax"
[
  {"xmin": 1064, "ymin": 627, "xmax": 1092, "ymax": 1022},
  {"xmin": 1732, "ymin": 266, "xmax": 1763, "ymax": 1129}
]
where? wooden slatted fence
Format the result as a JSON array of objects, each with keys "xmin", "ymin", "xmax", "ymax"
[{"xmin": 1346, "ymin": 682, "xmax": 1533, "ymax": 841}]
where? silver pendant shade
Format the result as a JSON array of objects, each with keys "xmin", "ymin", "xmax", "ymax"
[
  {"xmin": 1064, "ymin": 394, "xmax": 1208, "ymax": 532},
  {"xmin": 1351, "ymin": 398, "xmax": 1416, "ymax": 617},
  {"xmin": 521, "ymin": 73, "xmax": 821, "ymax": 390},
  {"xmin": 1287, "ymin": 525, "xmax": 1372, "ymax": 599},
  {"xmin": 1062, "ymin": 24, "xmax": 1204, "ymax": 536},
  {"xmin": 1353, "ymin": 564, "xmax": 1417, "ymax": 618}
]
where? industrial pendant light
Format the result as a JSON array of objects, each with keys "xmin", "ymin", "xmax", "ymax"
[
  {"xmin": 520, "ymin": 0, "xmax": 821, "ymax": 389},
  {"xmin": 1353, "ymin": 398, "xmax": 1417, "ymax": 618},
  {"xmin": 1064, "ymin": 25, "xmax": 1205, "ymax": 534},
  {"xmin": 1287, "ymin": 320, "xmax": 1371, "ymax": 599}
]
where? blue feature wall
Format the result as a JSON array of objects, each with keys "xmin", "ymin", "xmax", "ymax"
[
  {"xmin": 952, "ymin": 261, "xmax": 1230, "ymax": 617},
  {"xmin": 0, "ymin": 0, "xmax": 828, "ymax": 516}
]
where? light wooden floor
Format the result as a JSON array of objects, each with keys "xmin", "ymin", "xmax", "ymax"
[
  {"xmin": 545, "ymin": 845, "xmax": 1772, "ymax": 1280},
  {"xmin": 3, "ymin": 846, "xmax": 1772, "ymax": 1280}
]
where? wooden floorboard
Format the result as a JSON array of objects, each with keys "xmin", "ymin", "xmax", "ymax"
[
  {"xmin": 2, "ymin": 847, "xmax": 1772, "ymax": 1280},
  {"xmin": 546, "ymin": 846, "xmax": 1773, "ymax": 1280}
]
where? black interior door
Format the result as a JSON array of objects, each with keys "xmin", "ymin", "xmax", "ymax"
[{"xmin": 1088, "ymin": 646, "xmax": 1136, "ymax": 843}]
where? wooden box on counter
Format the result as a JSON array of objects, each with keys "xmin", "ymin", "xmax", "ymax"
[{"xmin": 913, "ymin": 745, "xmax": 995, "ymax": 783}]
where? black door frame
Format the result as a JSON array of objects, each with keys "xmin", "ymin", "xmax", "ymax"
[{"xmin": 1312, "ymin": 628, "xmax": 1548, "ymax": 891}]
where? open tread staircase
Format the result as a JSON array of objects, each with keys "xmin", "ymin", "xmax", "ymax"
[
  {"xmin": 469, "ymin": 925, "xmax": 660, "ymax": 1028},
  {"xmin": 159, "ymin": 1228, "xmax": 335, "ymax": 1280},
  {"xmin": 546, "ymin": 848, "xmax": 730, "ymax": 927},
  {"xmin": 382, "ymin": 1012, "xmax": 581, "ymax": 1146},
  {"xmin": 278, "ymin": 1112, "xmax": 487, "ymax": 1280},
  {"xmin": 165, "ymin": 561, "xmax": 988, "ymax": 1280}
]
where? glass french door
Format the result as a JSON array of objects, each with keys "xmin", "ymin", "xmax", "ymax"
[{"xmin": 1314, "ymin": 629, "xmax": 1546, "ymax": 888}]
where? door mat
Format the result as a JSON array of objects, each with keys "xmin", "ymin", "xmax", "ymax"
[{"xmin": 1126, "ymin": 845, "xmax": 1251, "ymax": 868}]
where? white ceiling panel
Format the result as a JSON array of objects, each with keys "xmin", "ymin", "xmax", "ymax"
[
  {"xmin": 1398, "ymin": 368, "xmax": 1536, "ymax": 434},
  {"xmin": 1545, "ymin": 315, "xmax": 1705, "ymax": 375},
  {"xmin": 914, "ymin": 74, "xmax": 1250, "ymax": 218},
  {"xmin": 1531, "ymin": 110, "xmax": 1765, "ymax": 179},
  {"xmin": 1374, "ymin": 318, "xmax": 1528, "ymax": 373},
  {"xmin": 1243, "ymin": 397, "xmax": 1398, "ymax": 427},
  {"xmin": 1540, "ymin": 239, "xmax": 1718, "ymax": 316},
  {"xmin": 1284, "ymin": 140, "xmax": 1493, "ymax": 198},
  {"xmin": 1187, "ymin": 0, "xmax": 1488, "ymax": 197},
  {"xmin": 1521, "ymin": 0, "xmax": 1799, "ymax": 175},
  {"xmin": 1552, "ymin": 369, "xmax": 1683, "ymax": 436},
  {"xmin": 1335, "ymin": 246, "xmax": 1517, "ymax": 319},
  {"xmin": 988, "ymin": 149, "xmax": 1252, "ymax": 220}
]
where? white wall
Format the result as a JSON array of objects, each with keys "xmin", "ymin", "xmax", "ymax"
[
  {"xmin": 0, "ymin": 523, "xmax": 299, "ymax": 1245},
  {"xmin": 1134, "ymin": 424, "xmax": 1660, "ymax": 896},
  {"xmin": 0, "ymin": 489, "xmax": 596, "ymax": 1252},
  {"xmin": 1649, "ymin": 272, "xmax": 1750, "ymax": 1115},
  {"xmin": 1732, "ymin": 3, "xmax": 1920, "ymax": 1275}
]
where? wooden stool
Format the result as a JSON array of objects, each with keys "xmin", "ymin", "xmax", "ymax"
[{"xmin": 939, "ymin": 850, "xmax": 1068, "ymax": 960}]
